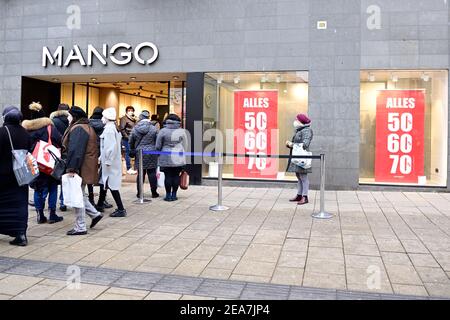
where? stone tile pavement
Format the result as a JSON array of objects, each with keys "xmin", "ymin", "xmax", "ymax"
[{"xmin": 0, "ymin": 184, "xmax": 449, "ymax": 299}]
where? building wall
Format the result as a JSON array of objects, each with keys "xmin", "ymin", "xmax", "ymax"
[{"xmin": 0, "ymin": 0, "xmax": 449, "ymax": 190}]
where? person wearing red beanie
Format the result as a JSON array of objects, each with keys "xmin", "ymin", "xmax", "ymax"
[{"xmin": 286, "ymin": 113, "xmax": 313, "ymax": 205}]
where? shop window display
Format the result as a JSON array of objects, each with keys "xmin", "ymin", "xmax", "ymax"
[{"xmin": 360, "ymin": 70, "xmax": 448, "ymax": 186}]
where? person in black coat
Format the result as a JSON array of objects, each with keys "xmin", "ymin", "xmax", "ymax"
[
  {"xmin": 22, "ymin": 102, "xmax": 64, "ymax": 225},
  {"xmin": 50, "ymin": 103, "xmax": 70, "ymax": 211},
  {"xmin": 0, "ymin": 106, "xmax": 31, "ymax": 246}
]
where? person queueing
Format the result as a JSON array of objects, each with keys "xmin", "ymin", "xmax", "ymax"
[
  {"xmin": 129, "ymin": 110, "xmax": 159, "ymax": 199},
  {"xmin": 0, "ymin": 107, "xmax": 31, "ymax": 246},
  {"xmin": 87, "ymin": 106, "xmax": 113, "ymax": 211},
  {"xmin": 22, "ymin": 102, "xmax": 64, "ymax": 224},
  {"xmin": 286, "ymin": 113, "xmax": 313, "ymax": 205},
  {"xmin": 150, "ymin": 114, "xmax": 161, "ymax": 130},
  {"xmin": 119, "ymin": 106, "xmax": 137, "ymax": 175},
  {"xmin": 155, "ymin": 114, "xmax": 187, "ymax": 202},
  {"xmin": 98, "ymin": 107, "xmax": 127, "ymax": 217},
  {"xmin": 63, "ymin": 106, "xmax": 103, "ymax": 235},
  {"xmin": 50, "ymin": 103, "xmax": 70, "ymax": 212}
]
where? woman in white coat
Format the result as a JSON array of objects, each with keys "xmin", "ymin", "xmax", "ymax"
[{"xmin": 98, "ymin": 107, "xmax": 126, "ymax": 217}]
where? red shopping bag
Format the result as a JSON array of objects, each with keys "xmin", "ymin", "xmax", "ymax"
[{"xmin": 32, "ymin": 125, "xmax": 61, "ymax": 175}]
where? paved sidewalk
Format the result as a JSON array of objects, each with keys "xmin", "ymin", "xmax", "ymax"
[{"xmin": 0, "ymin": 184, "xmax": 449, "ymax": 299}]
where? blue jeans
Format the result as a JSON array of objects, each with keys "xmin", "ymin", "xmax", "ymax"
[
  {"xmin": 34, "ymin": 182, "xmax": 58, "ymax": 211},
  {"xmin": 122, "ymin": 138, "xmax": 131, "ymax": 170},
  {"xmin": 59, "ymin": 186, "xmax": 64, "ymax": 206}
]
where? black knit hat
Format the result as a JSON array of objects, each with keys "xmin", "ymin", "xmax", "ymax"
[
  {"xmin": 167, "ymin": 113, "xmax": 181, "ymax": 122},
  {"xmin": 58, "ymin": 103, "xmax": 70, "ymax": 111},
  {"xmin": 91, "ymin": 106, "xmax": 104, "ymax": 119},
  {"xmin": 69, "ymin": 106, "xmax": 88, "ymax": 121},
  {"xmin": 2, "ymin": 106, "xmax": 22, "ymax": 124}
]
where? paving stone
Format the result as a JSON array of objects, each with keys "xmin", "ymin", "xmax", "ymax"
[
  {"xmin": 208, "ymin": 255, "xmax": 240, "ymax": 270},
  {"xmin": 289, "ymin": 287, "xmax": 337, "ymax": 300},
  {"xmin": 271, "ymin": 267, "xmax": 303, "ymax": 286},
  {"xmin": 408, "ymin": 253, "xmax": 440, "ymax": 268},
  {"xmin": 113, "ymin": 271, "xmax": 163, "ymax": 291},
  {"xmin": 4, "ymin": 260, "xmax": 55, "ymax": 277},
  {"xmin": 303, "ymin": 271, "xmax": 347, "ymax": 290},
  {"xmin": 392, "ymin": 284, "xmax": 429, "ymax": 297},
  {"xmin": 49, "ymin": 283, "xmax": 108, "ymax": 300},
  {"xmin": 0, "ymin": 274, "xmax": 43, "ymax": 296},
  {"xmin": 80, "ymin": 267, "xmax": 126, "ymax": 286},
  {"xmin": 152, "ymin": 275, "xmax": 204, "ymax": 295},
  {"xmin": 12, "ymin": 279, "xmax": 66, "ymax": 300},
  {"xmin": 96, "ymin": 287, "xmax": 148, "ymax": 300},
  {"xmin": 423, "ymin": 282, "xmax": 450, "ymax": 298},
  {"xmin": 234, "ymin": 260, "xmax": 276, "ymax": 278},
  {"xmin": 384, "ymin": 264, "xmax": 423, "ymax": 286},
  {"xmin": 195, "ymin": 279, "xmax": 245, "ymax": 299},
  {"xmin": 0, "ymin": 257, "xmax": 21, "ymax": 272},
  {"xmin": 40, "ymin": 263, "xmax": 88, "ymax": 281},
  {"xmin": 240, "ymin": 283, "xmax": 290, "ymax": 300},
  {"xmin": 145, "ymin": 292, "xmax": 182, "ymax": 300},
  {"xmin": 336, "ymin": 290, "xmax": 381, "ymax": 300}
]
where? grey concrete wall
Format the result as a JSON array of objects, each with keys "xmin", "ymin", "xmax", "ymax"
[{"xmin": 0, "ymin": 0, "xmax": 449, "ymax": 190}]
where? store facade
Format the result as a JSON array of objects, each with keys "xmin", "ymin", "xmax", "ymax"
[{"xmin": 0, "ymin": 0, "xmax": 449, "ymax": 190}]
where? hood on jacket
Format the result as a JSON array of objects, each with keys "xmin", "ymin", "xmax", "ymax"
[
  {"xmin": 134, "ymin": 119, "xmax": 153, "ymax": 135},
  {"xmin": 164, "ymin": 119, "xmax": 181, "ymax": 129},
  {"xmin": 22, "ymin": 117, "xmax": 53, "ymax": 131},
  {"xmin": 89, "ymin": 118, "xmax": 105, "ymax": 135},
  {"xmin": 50, "ymin": 110, "xmax": 69, "ymax": 120}
]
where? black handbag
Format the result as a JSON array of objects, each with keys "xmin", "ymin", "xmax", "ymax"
[{"xmin": 48, "ymin": 149, "xmax": 66, "ymax": 181}]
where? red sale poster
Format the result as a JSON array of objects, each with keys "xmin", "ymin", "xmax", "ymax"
[
  {"xmin": 234, "ymin": 90, "xmax": 278, "ymax": 179},
  {"xmin": 375, "ymin": 90, "xmax": 425, "ymax": 183}
]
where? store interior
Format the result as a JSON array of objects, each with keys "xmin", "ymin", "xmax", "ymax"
[{"xmin": 360, "ymin": 70, "xmax": 448, "ymax": 187}]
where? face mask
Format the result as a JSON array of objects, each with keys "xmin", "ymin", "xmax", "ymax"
[
  {"xmin": 293, "ymin": 120, "xmax": 303, "ymax": 128},
  {"xmin": 127, "ymin": 111, "xmax": 134, "ymax": 117},
  {"xmin": 101, "ymin": 117, "xmax": 108, "ymax": 125}
]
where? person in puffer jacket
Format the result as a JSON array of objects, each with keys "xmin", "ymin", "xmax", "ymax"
[
  {"xmin": 22, "ymin": 102, "xmax": 64, "ymax": 224},
  {"xmin": 129, "ymin": 110, "xmax": 159, "ymax": 198},
  {"xmin": 155, "ymin": 114, "xmax": 187, "ymax": 201}
]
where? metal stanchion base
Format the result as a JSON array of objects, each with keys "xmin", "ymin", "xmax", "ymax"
[
  {"xmin": 209, "ymin": 204, "xmax": 229, "ymax": 211},
  {"xmin": 133, "ymin": 198, "xmax": 152, "ymax": 204},
  {"xmin": 311, "ymin": 211, "xmax": 333, "ymax": 219}
]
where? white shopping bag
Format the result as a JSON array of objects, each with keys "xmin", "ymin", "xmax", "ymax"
[
  {"xmin": 62, "ymin": 173, "xmax": 84, "ymax": 208},
  {"xmin": 156, "ymin": 167, "xmax": 165, "ymax": 188},
  {"xmin": 291, "ymin": 143, "xmax": 312, "ymax": 169}
]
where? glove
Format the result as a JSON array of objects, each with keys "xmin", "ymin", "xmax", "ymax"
[{"xmin": 286, "ymin": 140, "xmax": 293, "ymax": 148}]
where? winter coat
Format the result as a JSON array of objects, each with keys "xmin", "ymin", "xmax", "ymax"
[
  {"xmin": 129, "ymin": 119, "xmax": 159, "ymax": 170},
  {"xmin": 50, "ymin": 110, "xmax": 69, "ymax": 136},
  {"xmin": 22, "ymin": 117, "xmax": 62, "ymax": 189},
  {"xmin": 100, "ymin": 121, "xmax": 122, "ymax": 190},
  {"xmin": 155, "ymin": 119, "xmax": 187, "ymax": 168},
  {"xmin": 0, "ymin": 123, "xmax": 31, "ymax": 189},
  {"xmin": 119, "ymin": 115, "xmax": 136, "ymax": 140},
  {"xmin": 62, "ymin": 118, "xmax": 99, "ymax": 185},
  {"xmin": 150, "ymin": 120, "xmax": 161, "ymax": 131},
  {"xmin": 286, "ymin": 124, "xmax": 313, "ymax": 174},
  {"xmin": 89, "ymin": 118, "xmax": 104, "ymax": 153}
]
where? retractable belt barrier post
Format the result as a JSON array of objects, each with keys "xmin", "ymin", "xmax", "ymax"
[
  {"xmin": 133, "ymin": 149, "xmax": 151, "ymax": 204},
  {"xmin": 141, "ymin": 150, "xmax": 332, "ymax": 219}
]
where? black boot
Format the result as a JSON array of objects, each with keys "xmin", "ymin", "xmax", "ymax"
[
  {"xmin": 48, "ymin": 209, "xmax": 64, "ymax": 224},
  {"xmin": 103, "ymin": 199, "xmax": 113, "ymax": 209},
  {"xmin": 36, "ymin": 209, "xmax": 47, "ymax": 224},
  {"xmin": 10, "ymin": 233, "xmax": 27, "ymax": 246},
  {"xmin": 110, "ymin": 209, "xmax": 127, "ymax": 217},
  {"xmin": 151, "ymin": 188, "xmax": 159, "ymax": 198}
]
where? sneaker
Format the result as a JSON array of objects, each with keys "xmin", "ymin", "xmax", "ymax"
[
  {"xmin": 110, "ymin": 209, "xmax": 127, "ymax": 217},
  {"xmin": 103, "ymin": 200, "xmax": 113, "ymax": 209},
  {"xmin": 127, "ymin": 169, "xmax": 137, "ymax": 175},
  {"xmin": 66, "ymin": 229, "xmax": 87, "ymax": 236},
  {"xmin": 90, "ymin": 214, "xmax": 103, "ymax": 229}
]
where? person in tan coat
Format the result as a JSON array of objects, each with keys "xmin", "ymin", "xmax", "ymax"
[{"xmin": 62, "ymin": 106, "xmax": 103, "ymax": 235}]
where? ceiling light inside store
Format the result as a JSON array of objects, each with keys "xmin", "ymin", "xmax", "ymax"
[
  {"xmin": 421, "ymin": 73, "xmax": 430, "ymax": 82},
  {"xmin": 91, "ymin": 78, "xmax": 97, "ymax": 81},
  {"xmin": 52, "ymin": 78, "xmax": 59, "ymax": 82},
  {"xmin": 173, "ymin": 76, "xmax": 179, "ymax": 80},
  {"xmin": 261, "ymin": 74, "xmax": 268, "ymax": 83},
  {"xmin": 276, "ymin": 75, "xmax": 281, "ymax": 83},
  {"xmin": 234, "ymin": 75, "xmax": 240, "ymax": 84},
  {"xmin": 368, "ymin": 73, "xmax": 375, "ymax": 82},
  {"xmin": 217, "ymin": 75, "xmax": 223, "ymax": 84},
  {"xmin": 130, "ymin": 77, "xmax": 136, "ymax": 80}
]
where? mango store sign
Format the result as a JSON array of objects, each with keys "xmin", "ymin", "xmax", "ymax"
[{"xmin": 42, "ymin": 42, "xmax": 158, "ymax": 67}]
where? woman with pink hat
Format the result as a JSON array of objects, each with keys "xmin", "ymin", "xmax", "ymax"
[{"xmin": 286, "ymin": 113, "xmax": 313, "ymax": 205}]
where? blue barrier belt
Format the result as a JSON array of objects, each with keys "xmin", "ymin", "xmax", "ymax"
[{"xmin": 141, "ymin": 150, "xmax": 321, "ymax": 159}]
